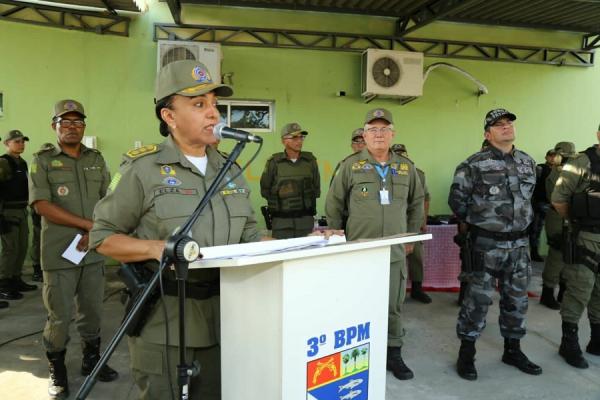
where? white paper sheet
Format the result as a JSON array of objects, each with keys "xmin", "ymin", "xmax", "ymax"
[
  {"xmin": 199, "ymin": 235, "xmax": 346, "ymax": 260},
  {"xmin": 61, "ymin": 234, "xmax": 89, "ymax": 265}
]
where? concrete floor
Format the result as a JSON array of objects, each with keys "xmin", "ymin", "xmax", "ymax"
[{"xmin": 1, "ymin": 262, "xmax": 599, "ymax": 400}]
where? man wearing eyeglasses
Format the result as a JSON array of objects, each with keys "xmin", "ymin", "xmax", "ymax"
[
  {"xmin": 29, "ymin": 100, "xmax": 117, "ymax": 399},
  {"xmin": 448, "ymin": 108, "xmax": 541, "ymax": 381},
  {"xmin": 326, "ymin": 108, "xmax": 424, "ymax": 380},
  {"xmin": 0, "ymin": 130, "xmax": 36, "ymax": 309},
  {"xmin": 260, "ymin": 122, "xmax": 321, "ymax": 239}
]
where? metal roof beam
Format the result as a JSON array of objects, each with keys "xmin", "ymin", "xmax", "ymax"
[
  {"xmin": 583, "ymin": 32, "xmax": 600, "ymax": 50},
  {"xmin": 154, "ymin": 22, "xmax": 595, "ymax": 67},
  {"xmin": 183, "ymin": 0, "xmax": 408, "ymax": 17},
  {"xmin": 0, "ymin": 0, "xmax": 130, "ymax": 36},
  {"xmin": 165, "ymin": 0, "xmax": 182, "ymax": 24},
  {"xmin": 395, "ymin": 0, "xmax": 483, "ymax": 36}
]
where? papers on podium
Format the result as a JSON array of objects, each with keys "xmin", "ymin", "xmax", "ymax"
[{"xmin": 199, "ymin": 235, "xmax": 346, "ymax": 261}]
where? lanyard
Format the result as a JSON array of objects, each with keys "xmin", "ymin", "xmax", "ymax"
[{"xmin": 374, "ymin": 164, "xmax": 389, "ymax": 185}]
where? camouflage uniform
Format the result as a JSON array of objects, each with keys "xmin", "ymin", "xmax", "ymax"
[
  {"xmin": 449, "ymin": 145, "xmax": 536, "ymax": 341},
  {"xmin": 551, "ymin": 143, "xmax": 600, "ymax": 368}
]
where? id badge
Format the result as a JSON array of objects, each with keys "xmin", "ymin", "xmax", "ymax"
[{"xmin": 379, "ymin": 189, "xmax": 390, "ymax": 205}]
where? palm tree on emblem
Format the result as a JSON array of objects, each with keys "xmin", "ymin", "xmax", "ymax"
[
  {"xmin": 351, "ymin": 348, "xmax": 360, "ymax": 371},
  {"xmin": 342, "ymin": 354, "xmax": 350, "ymax": 374}
]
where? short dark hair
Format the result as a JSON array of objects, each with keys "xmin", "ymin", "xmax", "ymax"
[
  {"xmin": 546, "ymin": 149, "xmax": 557, "ymax": 157},
  {"xmin": 155, "ymin": 95, "xmax": 175, "ymax": 137}
]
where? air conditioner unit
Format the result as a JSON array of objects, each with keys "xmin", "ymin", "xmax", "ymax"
[
  {"xmin": 157, "ymin": 40, "xmax": 223, "ymax": 82},
  {"xmin": 361, "ymin": 49, "xmax": 424, "ymax": 100}
]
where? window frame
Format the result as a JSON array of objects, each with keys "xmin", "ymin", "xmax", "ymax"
[{"xmin": 217, "ymin": 99, "xmax": 275, "ymax": 133}]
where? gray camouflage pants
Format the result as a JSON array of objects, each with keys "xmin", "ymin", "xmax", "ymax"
[{"xmin": 457, "ymin": 244, "xmax": 531, "ymax": 341}]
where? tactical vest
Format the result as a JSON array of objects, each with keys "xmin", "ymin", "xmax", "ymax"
[
  {"xmin": 0, "ymin": 154, "xmax": 28, "ymax": 208},
  {"xmin": 571, "ymin": 146, "xmax": 600, "ymax": 229},
  {"xmin": 268, "ymin": 153, "xmax": 317, "ymax": 218}
]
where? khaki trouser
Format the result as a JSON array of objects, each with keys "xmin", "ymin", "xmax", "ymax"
[
  {"xmin": 0, "ymin": 208, "xmax": 28, "ymax": 280},
  {"xmin": 42, "ymin": 262, "xmax": 105, "ymax": 352},
  {"xmin": 129, "ymin": 337, "xmax": 221, "ymax": 400},
  {"xmin": 542, "ymin": 246, "xmax": 565, "ymax": 287},
  {"xmin": 542, "ymin": 209, "xmax": 565, "ymax": 287},
  {"xmin": 407, "ymin": 241, "xmax": 424, "ymax": 282},
  {"xmin": 388, "ymin": 260, "xmax": 406, "ymax": 347},
  {"xmin": 271, "ymin": 215, "xmax": 314, "ymax": 239},
  {"xmin": 560, "ymin": 233, "xmax": 600, "ymax": 325}
]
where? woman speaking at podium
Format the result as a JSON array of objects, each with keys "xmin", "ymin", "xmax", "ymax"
[{"xmin": 89, "ymin": 60, "xmax": 263, "ymax": 400}]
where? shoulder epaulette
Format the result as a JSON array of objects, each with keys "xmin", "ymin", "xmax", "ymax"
[
  {"xmin": 124, "ymin": 144, "xmax": 159, "ymax": 160},
  {"xmin": 35, "ymin": 145, "xmax": 55, "ymax": 155}
]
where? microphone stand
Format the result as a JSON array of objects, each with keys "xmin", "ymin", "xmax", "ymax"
[{"xmin": 76, "ymin": 140, "xmax": 249, "ymax": 400}]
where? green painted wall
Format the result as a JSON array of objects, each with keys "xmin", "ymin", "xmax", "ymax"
[{"xmin": 0, "ymin": 2, "xmax": 598, "ymax": 228}]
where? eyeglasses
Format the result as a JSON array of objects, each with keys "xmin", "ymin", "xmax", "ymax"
[
  {"xmin": 491, "ymin": 120, "xmax": 513, "ymax": 128},
  {"xmin": 365, "ymin": 127, "xmax": 393, "ymax": 135},
  {"xmin": 283, "ymin": 135, "xmax": 306, "ymax": 141},
  {"xmin": 57, "ymin": 119, "xmax": 86, "ymax": 128}
]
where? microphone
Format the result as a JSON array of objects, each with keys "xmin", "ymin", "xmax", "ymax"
[{"xmin": 213, "ymin": 123, "xmax": 262, "ymax": 143}]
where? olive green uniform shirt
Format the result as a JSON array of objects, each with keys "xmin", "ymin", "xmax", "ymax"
[
  {"xmin": 29, "ymin": 144, "xmax": 110, "ymax": 270},
  {"xmin": 416, "ymin": 168, "xmax": 430, "ymax": 202},
  {"xmin": 326, "ymin": 148, "xmax": 424, "ymax": 263},
  {"xmin": 552, "ymin": 145, "xmax": 600, "ymax": 244},
  {"xmin": 90, "ymin": 136, "xmax": 262, "ymax": 347}
]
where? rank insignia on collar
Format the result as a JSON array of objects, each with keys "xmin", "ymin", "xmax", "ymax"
[{"xmin": 160, "ymin": 165, "xmax": 176, "ymax": 176}]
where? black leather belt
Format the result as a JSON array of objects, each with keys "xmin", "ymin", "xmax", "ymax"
[
  {"xmin": 469, "ymin": 225, "xmax": 529, "ymax": 241},
  {"xmin": 162, "ymin": 280, "xmax": 219, "ymax": 300}
]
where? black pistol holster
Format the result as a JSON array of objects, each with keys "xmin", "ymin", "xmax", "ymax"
[{"xmin": 118, "ymin": 261, "xmax": 160, "ymax": 337}]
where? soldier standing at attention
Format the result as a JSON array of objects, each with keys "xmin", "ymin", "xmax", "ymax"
[
  {"xmin": 326, "ymin": 108, "xmax": 424, "ymax": 380},
  {"xmin": 391, "ymin": 143, "xmax": 431, "ymax": 304},
  {"xmin": 260, "ymin": 123, "xmax": 320, "ymax": 239},
  {"xmin": 29, "ymin": 100, "xmax": 117, "ymax": 399},
  {"xmin": 449, "ymin": 108, "xmax": 542, "ymax": 381},
  {"xmin": 551, "ymin": 127, "xmax": 600, "ymax": 369},
  {"xmin": 539, "ymin": 142, "xmax": 576, "ymax": 309},
  {"xmin": 0, "ymin": 130, "xmax": 36, "ymax": 308}
]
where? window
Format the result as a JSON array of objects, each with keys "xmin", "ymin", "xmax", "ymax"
[{"xmin": 217, "ymin": 100, "xmax": 274, "ymax": 133}]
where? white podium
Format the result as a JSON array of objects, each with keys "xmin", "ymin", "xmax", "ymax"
[{"xmin": 192, "ymin": 233, "xmax": 431, "ymax": 400}]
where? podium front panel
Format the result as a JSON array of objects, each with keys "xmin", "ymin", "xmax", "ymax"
[{"xmin": 220, "ymin": 246, "xmax": 390, "ymax": 400}]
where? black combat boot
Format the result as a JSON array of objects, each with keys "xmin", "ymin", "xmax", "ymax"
[
  {"xmin": 530, "ymin": 246, "xmax": 543, "ymax": 262},
  {"xmin": 32, "ymin": 265, "xmax": 43, "ymax": 282},
  {"xmin": 501, "ymin": 338, "xmax": 542, "ymax": 375},
  {"xmin": 386, "ymin": 346, "xmax": 414, "ymax": 380},
  {"xmin": 11, "ymin": 276, "xmax": 37, "ymax": 291},
  {"xmin": 557, "ymin": 280, "xmax": 567, "ymax": 303},
  {"xmin": 456, "ymin": 339, "xmax": 477, "ymax": 380},
  {"xmin": 457, "ymin": 281, "xmax": 467, "ymax": 307},
  {"xmin": 539, "ymin": 286, "xmax": 560, "ymax": 310},
  {"xmin": 410, "ymin": 281, "xmax": 432, "ymax": 304},
  {"xmin": 559, "ymin": 322, "xmax": 589, "ymax": 369},
  {"xmin": 81, "ymin": 338, "xmax": 119, "ymax": 382},
  {"xmin": 47, "ymin": 350, "xmax": 69, "ymax": 399},
  {"xmin": 0, "ymin": 279, "xmax": 23, "ymax": 300},
  {"xmin": 586, "ymin": 323, "xmax": 600, "ymax": 356}
]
